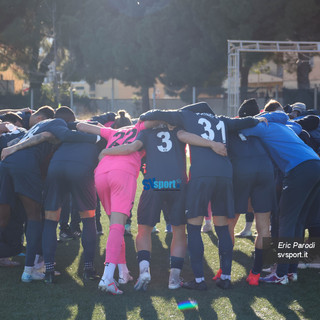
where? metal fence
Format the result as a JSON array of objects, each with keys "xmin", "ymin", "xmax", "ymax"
[
  {"xmin": 1, "ymin": 85, "xmax": 319, "ymax": 118},
  {"xmin": 74, "ymin": 85, "xmax": 320, "ymax": 118}
]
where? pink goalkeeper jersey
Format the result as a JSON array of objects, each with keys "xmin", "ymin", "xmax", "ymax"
[{"xmin": 94, "ymin": 121, "xmax": 146, "ymax": 177}]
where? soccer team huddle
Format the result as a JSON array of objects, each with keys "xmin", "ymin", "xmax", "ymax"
[{"xmin": 0, "ymin": 99, "xmax": 319, "ymax": 294}]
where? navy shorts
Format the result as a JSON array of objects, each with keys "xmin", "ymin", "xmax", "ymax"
[
  {"xmin": 137, "ymin": 184, "xmax": 187, "ymax": 227},
  {"xmin": 185, "ymin": 176, "xmax": 235, "ymax": 219},
  {"xmin": 0, "ymin": 164, "xmax": 43, "ymax": 204},
  {"xmin": 44, "ymin": 161, "xmax": 96, "ymax": 211},
  {"xmin": 233, "ymin": 171, "xmax": 275, "ymax": 214}
]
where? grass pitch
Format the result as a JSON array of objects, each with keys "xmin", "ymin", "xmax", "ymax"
[{"xmin": 0, "ymin": 172, "xmax": 319, "ymax": 320}]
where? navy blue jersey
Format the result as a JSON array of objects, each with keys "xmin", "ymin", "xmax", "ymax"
[
  {"xmin": 140, "ymin": 109, "xmax": 260, "ymax": 178},
  {"xmin": 2, "ymin": 118, "xmax": 97, "ymax": 172},
  {"xmin": 137, "ymin": 127, "xmax": 187, "ymax": 182},
  {"xmin": 90, "ymin": 112, "xmax": 116, "ymax": 125},
  {"xmin": 50, "ymin": 142, "xmax": 99, "ymax": 169},
  {"xmin": 16, "ymin": 111, "xmax": 31, "ymax": 129},
  {"xmin": 0, "ymin": 127, "xmax": 26, "ymax": 153},
  {"xmin": 228, "ymin": 132, "xmax": 273, "ymax": 175},
  {"xmin": 67, "ymin": 120, "xmax": 107, "ymax": 151}
]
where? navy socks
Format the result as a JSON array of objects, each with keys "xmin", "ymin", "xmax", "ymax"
[
  {"xmin": 81, "ymin": 217, "xmax": 97, "ymax": 267},
  {"xmin": 25, "ymin": 220, "xmax": 43, "ymax": 267},
  {"xmin": 214, "ymin": 225, "xmax": 233, "ymax": 276},
  {"xmin": 137, "ymin": 250, "xmax": 150, "ymax": 263},
  {"xmin": 187, "ymin": 223, "xmax": 204, "ymax": 278},
  {"xmin": 42, "ymin": 220, "xmax": 58, "ymax": 267},
  {"xmin": 252, "ymin": 247, "xmax": 263, "ymax": 274},
  {"xmin": 170, "ymin": 256, "xmax": 184, "ymax": 270}
]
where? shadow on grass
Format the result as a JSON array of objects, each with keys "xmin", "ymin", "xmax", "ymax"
[{"xmin": 2, "ymin": 217, "xmax": 319, "ymax": 320}]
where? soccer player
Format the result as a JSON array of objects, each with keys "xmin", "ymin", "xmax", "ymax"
[
  {"xmin": 77, "ymin": 110, "xmax": 160, "ymax": 295},
  {"xmin": 227, "ymin": 98, "xmax": 275, "ymax": 286},
  {"xmin": 140, "ymin": 102, "xmax": 266, "ymax": 290},
  {"xmin": 0, "ymin": 106, "xmax": 99, "ymax": 282},
  {"xmin": 0, "ymin": 120, "xmax": 27, "ymax": 266},
  {"xmin": 241, "ymin": 100, "xmax": 320, "ymax": 284},
  {"xmin": 40, "ymin": 106, "xmax": 102, "ymax": 283},
  {"xmin": 97, "ymin": 122, "xmax": 227, "ymax": 291},
  {"xmin": 1, "ymin": 112, "xmax": 24, "ymax": 128}
]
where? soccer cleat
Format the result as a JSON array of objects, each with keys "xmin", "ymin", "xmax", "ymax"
[
  {"xmin": 235, "ymin": 230, "xmax": 252, "ymax": 237},
  {"xmin": 34, "ymin": 259, "xmax": 45, "ymax": 272},
  {"xmin": 216, "ymin": 278, "xmax": 231, "ymax": 289},
  {"xmin": 124, "ymin": 224, "xmax": 132, "ymax": 236},
  {"xmin": 134, "ymin": 270, "xmax": 151, "ymax": 291},
  {"xmin": 287, "ymin": 273, "xmax": 298, "ymax": 282},
  {"xmin": 201, "ymin": 223, "xmax": 213, "ymax": 233},
  {"xmin": 165, "ymin": 224, "xmax": 172, "ymax": 233},
  {"xmin": 260, "ymin": 272, "xmax": 288, "ymax": 285},
  {"xmin": 83, "ymin": 268, "xmax": 100, "ymax": 281},
  {"xmin": 44, "ymin": 271, "xmax": 55, "ymax": 284},
  {"xmin": 212, "ymin": 268, "xmax": 222, "ymax": 281},
  {"xmin": 0, "ymin": 258, "xmax": 20, "ymax": 267},
  {"xmin": 21, "ymin": 269, "xmax": 45, "ymax": 283},
  {"xmin": 182, "ymin": 279, "xmax": 207, "ymax": 291},
  {"xmin": 262, "ymin": 263, "xmax": 277, "ymax": 273},
  {"xmin": 99, "ymin": 279, "xmax": 123, "ymax": 295},
  {"xmin": 298, "ymin": 261, "xmax": 320, "ymax": 269},
  {"xmin": 168, "ymin": 269, "xmax": 182, "ymax": 290},
  {"xmin": 59, "ymin": 228, "xmax": 74, "ymax": 241},
  {"xmin": 96, "ymin": 221, "xmax": 103, "ymax": 235},
  {"xmin": 118, "ymin": 271, "xmax": 133, "ymax": 284},
  {"xmin": 151, "ymin": 226, "xmax": 160, "ymax": 233},
  {"xmin": 246, "ymin": 270, "xmax": 260, "ymax": 286},
  {"xmin": 72, "ymin": 230, "xmax": 82, "ymax": 238},
  {"xmin": 298, "ymin": 255, "xmax": 320, "ymax": 269}
]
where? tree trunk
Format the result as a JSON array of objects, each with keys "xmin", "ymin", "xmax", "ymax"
[
  {"xmin": 29, "ymin": 41, "xmax": 55, "ymax": 108},
  {"xmin": 297, "ymin": 53, "xmax": 311, "ymax": 89},
  {"xmin": 141, "ymin": 86, "xmax": 150, "ymax": 113}
]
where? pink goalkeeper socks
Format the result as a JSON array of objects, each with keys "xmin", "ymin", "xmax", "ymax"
[{"xmin": 105, "ymin": 224, "xmax": 125, "ymax": 264}]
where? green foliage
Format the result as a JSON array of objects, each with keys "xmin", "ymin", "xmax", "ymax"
[{"xmin": 2, "ymin": 0, "xmax": 320, "ymax": 108}]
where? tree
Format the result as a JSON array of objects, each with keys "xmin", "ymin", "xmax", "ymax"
[
  {"xmin": 60, "ymin": 0, "xmax": 171, "ymax": 112},
  {"xmin": 152, "ymin": 0, "xmax": 285, "ymax": 102},
  {"xmin": 0, "ymin": 0, "xmax": 68, "ymax": 107},
  {"xmin": 279, "ymin": 0, "xmax": 320, "ymax": 89}
]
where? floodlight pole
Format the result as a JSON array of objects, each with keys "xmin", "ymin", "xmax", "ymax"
[
  {"xmin": 192, "ymin": 86, "xmax": 196, "ymax": 104},
  {"xmin": 30, "ymin": 88, "xmax": 34, "ymax": 110},
  {"xmin": 52, "ymin": 0, "xmax": 59, "ymax": 107},
  {"xmin": 111, "ymin": 78, "xmax": 114, "ymax": 111}
]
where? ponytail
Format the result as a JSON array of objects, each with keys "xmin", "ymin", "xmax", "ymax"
[{"xmin": 113, "ymin": 110, "xmax": 132, "ymax": 128}]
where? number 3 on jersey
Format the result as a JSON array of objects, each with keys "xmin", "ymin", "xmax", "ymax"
[
  {"xmin": 157, "ymin": 131, "xmax": 172, "ymax": 152},
  {"xmin": 198, "ymin": 118, "xmax": 226, "ymax": 143}
]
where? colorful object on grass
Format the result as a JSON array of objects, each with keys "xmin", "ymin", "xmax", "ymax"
[{"xmin": 177, "ymin": 300, "xmax": 198, "ymax": 311}]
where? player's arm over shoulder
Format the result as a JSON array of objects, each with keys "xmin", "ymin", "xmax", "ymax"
[
  {"xmin": 76, "ymin": 121, "xmax": 101, "ymax": 135},
  {"xmin": 177, "ymin": 130, "xmax": 227, "ymax": 156},
  {"xmin": 1, "ymin": 131, "xmax": 56, "ymax": 161},
  {"xmin": 98, "ymin": 140, "xmax": 144, "ymax": 161}
]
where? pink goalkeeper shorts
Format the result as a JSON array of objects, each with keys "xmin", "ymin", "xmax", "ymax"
[{"xmin": 95, "ymin": 169, "xmax": 137, "ymax": 217}]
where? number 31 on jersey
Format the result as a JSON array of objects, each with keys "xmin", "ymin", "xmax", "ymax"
[{"xmin": 198, "ymin": 118, "xmax": 226, "ymax": 143}]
